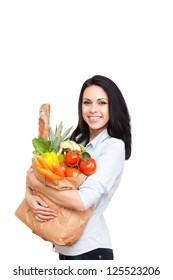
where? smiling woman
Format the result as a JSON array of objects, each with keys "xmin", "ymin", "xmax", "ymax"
[
  {"xmin": 25, "ymin": 74, "xmax": 132, "ymax": 260},
  {"xmin": 82, "ymin": 85, "xmax": 109, "ymax": 141}
]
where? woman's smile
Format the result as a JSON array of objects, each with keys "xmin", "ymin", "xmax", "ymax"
[
  {"xmin": 88, "ymin": 116, "xmax": 102, "ymax": 122},
  {"xmin": 82, "ymin": 85, "xmax": 109, "ymax": 139}
]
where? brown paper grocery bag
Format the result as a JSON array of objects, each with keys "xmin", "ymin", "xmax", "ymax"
[{"xmin": 15, "ymin": 162, "xmax": 94, "ymax": 246}]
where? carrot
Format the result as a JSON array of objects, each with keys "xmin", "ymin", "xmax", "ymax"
[
  {"xmin": 35, "ymin": 156, "xmax": 50, "ymax": 170},
  {"xmin": 36, "ymin": 166, "xmax": 60, "ymax": 180},
  {"xmin": 52, "ymin": 161, "xmax": 65, "ymax": 177}
]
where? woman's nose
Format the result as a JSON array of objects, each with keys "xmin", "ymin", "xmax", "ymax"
[{"xmin": 90, "ymin": 103, "xmax": 98, "ymax": 113}]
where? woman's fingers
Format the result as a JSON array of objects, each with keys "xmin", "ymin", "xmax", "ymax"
[
  {"xmin": 26, "ymin": 194, "xmax": 58, "ymax": 221},
  {"xmin": 31, "ymin": 201, "xmax": 58, "ymax": 216},
  {"xmin": 25, "ymin": 170, "xmax": 59, "ymax": 221},
  {"xmin": 35, "ymin": 213, "xmax": 57, "ymax": 222},
  {"xmin": 33, "ymin": 204, "xmax": 58, "ymax": 221},
  {"xmin": 32, "ymin": 206, "xmax": 58, "ymax": 216}
]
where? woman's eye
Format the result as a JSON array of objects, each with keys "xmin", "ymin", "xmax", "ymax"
[
  {"xmin": 99, "ymin": 101, "xmax": 107, "ymax": 105},
  {"xmin": 83, "ymin": 101, "xmax": 90, "ymax": 105}
]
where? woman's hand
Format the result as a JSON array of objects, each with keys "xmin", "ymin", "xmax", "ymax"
[
  {"xmin": 25, "ymin": 192, "xmax": 58, "ymax": 222},
  {"xmin": 26, "ymin": 165, "xmax": 85, "ymax": 213}
]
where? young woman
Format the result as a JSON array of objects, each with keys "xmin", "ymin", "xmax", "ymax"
[{"xmin": 25, "ymin": 74, "xmax": 132, "ymax": 260}]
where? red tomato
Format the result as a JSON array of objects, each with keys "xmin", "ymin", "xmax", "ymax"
[
  {"xmin": 65, "ymin": 150, "xmax": 80, "ymax": 165},
  {"xmin": 79, "ymin": 158, "xmax": 96, "ymax": 175},
  {"xmin": 65, "ymin": 167, "xmax": 81, "ymax": 177}
]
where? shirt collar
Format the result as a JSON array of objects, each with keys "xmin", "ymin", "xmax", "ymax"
[{"xmin": 86, "ymin": 129, "xmax": 110, "ymax": 149}]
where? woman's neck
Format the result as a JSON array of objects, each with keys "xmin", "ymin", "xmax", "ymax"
[{"xmin": 89, "ymin": 127, "xmax": 107, "ymax": 141}]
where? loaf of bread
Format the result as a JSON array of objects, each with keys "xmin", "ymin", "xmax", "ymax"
[{"xmin": 38, "ymin": 104, "xmax": 50, "ymax": 139}]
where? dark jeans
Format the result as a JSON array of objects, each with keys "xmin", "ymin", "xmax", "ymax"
[{"xmin": 59, "ymin": 248, "xmax": 113, "ymax": 260}]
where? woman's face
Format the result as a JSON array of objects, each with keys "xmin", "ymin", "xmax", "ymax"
[{"xmin": 82, "ymin": 85, "xmax": 109, "ymax": 140}]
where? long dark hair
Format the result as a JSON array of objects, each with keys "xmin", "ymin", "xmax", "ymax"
[{"xmin": 70, "ymin": 75, "xmax": 132, "ymax": 160}]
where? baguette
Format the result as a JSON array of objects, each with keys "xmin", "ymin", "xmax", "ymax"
[{"xmin": 38, "ymin": 104, "xmax": 50, "ymax": 140}]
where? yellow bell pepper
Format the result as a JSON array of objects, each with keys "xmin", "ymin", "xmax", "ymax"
[{"xmin": 36, "ymin": 151, "xmax": 59, "ymax": 169}]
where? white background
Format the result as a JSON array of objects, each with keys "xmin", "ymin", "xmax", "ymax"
[{"xmin": 0, "ymin": 0, "xmax": 172, "ymax": 279}]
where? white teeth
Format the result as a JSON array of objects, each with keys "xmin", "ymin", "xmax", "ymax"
[
  {"xmin": 88, "ymin": 116, "xmax": 101, "ymax": 123},
  {"xmin": 89, "ymin": 117, "xmax": 100, "ymax": 119}
]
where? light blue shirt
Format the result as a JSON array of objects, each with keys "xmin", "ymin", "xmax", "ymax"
[{"xmin": 54, "ymin": 129, "xmax": 125, "ymax": 255}]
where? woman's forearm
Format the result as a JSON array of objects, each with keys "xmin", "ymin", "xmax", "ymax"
[
  {"xmin": 26, "ymin": 176, "xmax": 85, "ymax": 212},
  {"xmin": 26, "ymin": 167, "xmax": 86, "ymax": 212},
  {"xmin": 40, "ymin": 186, "xmax": 85, "ymax": 212}
]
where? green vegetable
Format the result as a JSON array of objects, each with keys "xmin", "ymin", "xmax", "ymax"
[
  {"xmin": 32, "ymin": 122, "xmax": 73, "ymax": 155},
  {"xmin": 32, "ymin": 137, "xmax": 54, "ymax": 155}
]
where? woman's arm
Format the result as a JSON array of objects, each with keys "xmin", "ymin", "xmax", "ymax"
[{"xmin": 26, "ymin": 168, "xmax": 86, "ymax": 219}]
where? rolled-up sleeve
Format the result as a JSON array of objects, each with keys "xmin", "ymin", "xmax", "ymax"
[{"xmin": 78, "ymin": 138, "xmax": 125, "ymax": 209}]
